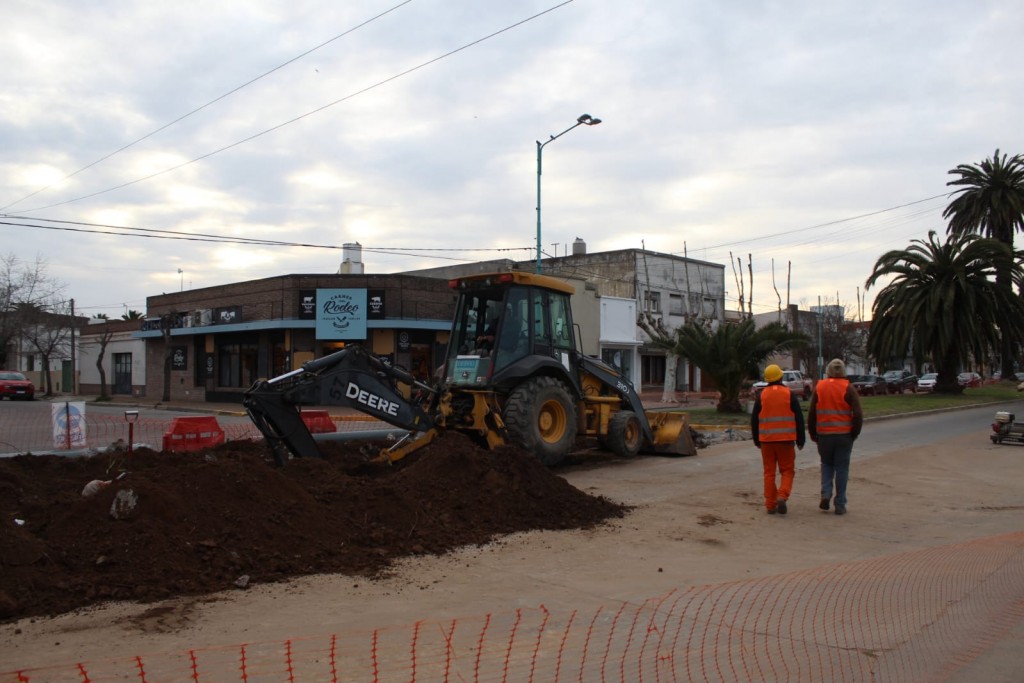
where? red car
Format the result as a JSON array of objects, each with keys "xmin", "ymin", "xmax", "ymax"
[{"xmin": 0, "ymin": 370, "xmax": 35, "ymax": 400}]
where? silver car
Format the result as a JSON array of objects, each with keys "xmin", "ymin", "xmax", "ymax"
[{"xmin": 917, "ymin": 373, "xmax": 938, "ymax": 391}]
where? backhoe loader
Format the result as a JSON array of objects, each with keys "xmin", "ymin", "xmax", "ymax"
[{"xmin": 244, "ymin": 271, "xmax": 696, "ymax": 466}]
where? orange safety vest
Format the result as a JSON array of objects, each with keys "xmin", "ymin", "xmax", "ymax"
[
  {"xmin": 814, "ymin": 378, "xmax": 854, "ymax": 434},
  {"xmin": 758, "ymin": 384, "xmax": 797, "ymax": 442}
]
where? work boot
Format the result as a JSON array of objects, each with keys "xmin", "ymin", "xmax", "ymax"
[
  {"xmin": 776, "ymin": 499, "xmax": 787, "ymax": 515},
  {"xmin": 834, "ymin": 505, "xmax": 846, "ymax": 516},
  {"xmin": 819, "ymin": 497, "xmax": 830, "ymax": 511}
]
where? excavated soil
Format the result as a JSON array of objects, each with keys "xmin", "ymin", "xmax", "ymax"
[{"xmin": 0, "ymin": 434, "xmax": 628, "ymax": 621}]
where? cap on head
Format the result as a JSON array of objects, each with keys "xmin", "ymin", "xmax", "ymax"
[
  {"xmin": 826, "ymin": 358, "xmax": 846, "ymax": 378},
  {"xmin": 764, "ymin": 364, "xmax": 783, "ymax": 382}
]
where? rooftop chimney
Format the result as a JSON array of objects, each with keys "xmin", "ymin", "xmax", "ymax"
[{"xmin": 338, "ymin": 242, "xmax": 364, "ymax": 274}]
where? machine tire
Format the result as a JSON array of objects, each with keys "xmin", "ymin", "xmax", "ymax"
[
  {"xmin": 504, "ymin": 377, "xmax": 577, "ymax": 466},
  {"xmin": 606, "ymin": 411, "xmax": 642, "ymax": 458}
]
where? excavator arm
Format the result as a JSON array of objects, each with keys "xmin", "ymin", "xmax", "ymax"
[{"xmin": 244, "ymin": 346, "xmax": 438, "ymax": 465}]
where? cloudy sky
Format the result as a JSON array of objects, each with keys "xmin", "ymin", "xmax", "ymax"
[{"xmin": 2, "ymin": 0, "xmax": 1021, "ymax": 320}]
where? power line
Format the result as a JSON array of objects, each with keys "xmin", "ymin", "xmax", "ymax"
[
  {"xmin": 0, "ymin": 0, "xmax": 416, "ymax": 213},
  {"xmin": 17, "ymin": 1, "xmax": 577, "ymax": 214},
  {"xmin": 691, "ymin": 193, "xmax": 950, "ymax": 254},
  {"xmin": 5, "ymin": 187, "xmax": 949, "ymax": 270},
  {"xmin": 0, "ymin": 216, "xmax": 533, "ymax": 261}
]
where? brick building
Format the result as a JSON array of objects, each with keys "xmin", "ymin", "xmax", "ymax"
[{"xmin": 135, "ymin": 273, "xmax": 454, "ymax": 404}]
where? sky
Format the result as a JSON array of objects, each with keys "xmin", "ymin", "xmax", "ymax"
[{"xmin": 2, "ymin": 0, "xmax": 1021, "ymax": 321}]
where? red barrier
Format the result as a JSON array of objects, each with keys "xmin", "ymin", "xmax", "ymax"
[
  {"xmin": 161, "ymin": 416, "xmax": 225, "ymax": 452},
  {"xmin": 300, "ymin": 410, "xmax": 337, "ymax": 434}
]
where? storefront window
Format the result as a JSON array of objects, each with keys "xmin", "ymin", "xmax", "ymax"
[
  {"xmin": 602, "ymin": 348, "xmax": 632, "ymax": 379},
  {"xmin": 217, "ymin": 339, "xmax": 258, "ymax": 388}
]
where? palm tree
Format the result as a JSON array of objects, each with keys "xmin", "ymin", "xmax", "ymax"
[
  {"xmin": 865, "ymin": 231, "xmax": 1024, "ymax": 393},
  {"xmin": 121, "ymin": 309, "xmax": 144, "ymax": 321},
  {"xmin": 944, "ymin": 149, "xmax": 1024, "ymax": 378},
  {"xmin": 673, "ymin": 318, "xmax": 808, "ymax": 412}
]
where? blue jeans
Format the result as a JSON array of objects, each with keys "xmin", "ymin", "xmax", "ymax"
[{"xmin": 817, "ymin": 434, "xmax": 853, "ymax": 507}]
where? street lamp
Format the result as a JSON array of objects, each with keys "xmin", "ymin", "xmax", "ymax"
[{"xmin": 536, "ymin": 113, "xmax": 602, "ymax": 274}]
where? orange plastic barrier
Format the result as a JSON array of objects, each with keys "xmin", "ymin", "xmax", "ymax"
[
  {"xmin": 161, "ymin": 416, "xmax": 226, "ymax": 452},
  {"xmin": 301, "ymin": 410, "xmax": 337, "ymax": 434}
]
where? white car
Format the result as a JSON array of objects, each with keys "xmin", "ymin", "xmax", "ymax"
[
  {"xmin": 917, "ymin": 373, "xmax": 938, "ymax": 391},
  {"xmin": 752, "ymin": 370, "xmax": 814, "ymax": 400}
]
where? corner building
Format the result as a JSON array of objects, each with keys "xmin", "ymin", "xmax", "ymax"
[{"xmin": 139, "ymin": 273, "xmax": 454, "ymax": 404}]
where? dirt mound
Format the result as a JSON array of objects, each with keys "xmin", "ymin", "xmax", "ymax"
[{"xmin": 0, "ymin": 433, "xmax": 628, "ymax": 621}]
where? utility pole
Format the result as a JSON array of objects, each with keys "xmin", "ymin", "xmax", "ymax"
[
  {"xmin": 70, "ymin": 298, "xmax": 76, "ymax": 395},
  {"xmin": 536, "ymin": 113, "xmax": 602, "ymax": 273},
  {"xmin": 817, "ymin": 295, "xmax": 824, "ymax": 380}
]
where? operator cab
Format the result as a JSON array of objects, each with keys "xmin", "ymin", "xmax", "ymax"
[{"xmin": 445, "ymin": 272, "xmax": 577, "ymax": 387}]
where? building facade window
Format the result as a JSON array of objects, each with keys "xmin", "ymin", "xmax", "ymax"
[
  {"xmin": 641, "ymin": 354, "xmax": 666, "ymax": 387},
  {"xmin": 669, "ymin": 293, "xmax": 683, "ymax": 316},
  {"xmin": 602, "ymin": 347, "xmax": 633, "ymax": 378},
  {"xmin": 217, "ymin": 337, "xmax": 258, "ymax": 388},
  {"xmin": 644, "ymin": 291, "xmax": 661, "ymax": 313}
]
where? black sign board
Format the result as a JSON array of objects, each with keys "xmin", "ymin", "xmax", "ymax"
[
  {"xmin": 368, "ymin": 289, "xmax": 385, "ymax": 319},
  {"xmin": 299, "ymin": 290, "xmax": 316, "ymax": 320},
  {"xmin": 215, "ymin": 306, "xmax": 241, "ymax": 325},
  {"xmin": 171, "ymin": 346, "xmax": 188, "ymax": 370}
]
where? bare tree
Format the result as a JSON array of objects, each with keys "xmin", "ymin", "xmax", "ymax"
[
  {"xmin": 0, "ymin": 253, "xmax": 64, "ymax": 368},
  {"xmin": 88, "ymin": 323, "xmax": 116, "ymax": 400},
  {"xmin": 793, "ymin": 296, "xmax": 865, "ymax": 374},
  {"xmin": 20, "ymin": 299, "xmax": 74, "ymax": 396},
  {"xmin": 161, "ymin": 313, "xmax": 174, "ymax": 402}
]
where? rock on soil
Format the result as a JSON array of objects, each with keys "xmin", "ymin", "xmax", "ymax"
[{"xmin": 0, "ymin": 433, "xmax": 628, "ymax": 621}]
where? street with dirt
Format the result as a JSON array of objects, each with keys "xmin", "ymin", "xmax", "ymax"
[{"xmin": 1, "ymin": 401, "xmax": 1023, "ymax": 681}]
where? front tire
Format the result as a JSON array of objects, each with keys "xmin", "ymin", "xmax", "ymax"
[
  {"xmin": 504, "ymin": 377, "xmax": 577, "ymax": 466},
  {"xmin": 606, "ymin": 411, "xmax": 643, "ymax": 458}
]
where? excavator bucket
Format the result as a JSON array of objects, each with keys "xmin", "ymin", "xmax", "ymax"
[{"xmin": 644, "ymin": 411, "xmax": 698, "ymax": 456}]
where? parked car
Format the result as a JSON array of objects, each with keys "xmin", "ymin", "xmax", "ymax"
[
  {"xmin": 752, "ymin": 369, "xmax": 814, "ymax": 400},
  {"xmin": 0, "ymin": 370, "xmax": 35, "ymax": 400},
  {"xmin": 917, "ymin": 373, "xmax": 938, "ymax": 391},
  {"xmin": 882, "ymin": 369, "xmax": 918, "ymax": 394},
  {"xmin": 957, "ymin": 372, "xmax": 982, "ymax": 388},
  {"xmin": 850, "ymin": 374, "xmax": 889, "ymax": 396},
  {"xmin": 992, "ymin": 371, "xmax": 1024, "ymax": 382}
]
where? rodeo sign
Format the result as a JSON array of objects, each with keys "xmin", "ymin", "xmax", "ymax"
[{"xmin": 315, "ymin": 289, "xmax": 368, "ymax": 340}]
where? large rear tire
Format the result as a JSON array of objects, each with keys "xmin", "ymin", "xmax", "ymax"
[
  {"xmin": 504, "ymin": 377, "xmax": 577, "ymax": 466},
  {"xmin": 606, "ymin": 411, "xmax": 642, "ymax": 458}
]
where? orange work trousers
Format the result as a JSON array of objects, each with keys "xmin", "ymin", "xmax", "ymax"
[{"xmin": 760, "ymin": 441, "xmax": 796, "ymax": 511}]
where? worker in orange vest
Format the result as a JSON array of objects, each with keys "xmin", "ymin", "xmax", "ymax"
[
  {"xmin": 808, "ymin": 358, "xmax": 863, "ymax": 516},
  {"xmin": 751, "ymin": 364, "xmax": 806, "ymax": 515}
]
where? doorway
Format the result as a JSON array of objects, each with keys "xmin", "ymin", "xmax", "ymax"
[{"xmin": 113, "ymin": 353, "xmax": 133, "ymax": 395}]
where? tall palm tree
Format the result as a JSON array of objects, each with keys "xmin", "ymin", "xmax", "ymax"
[
  {"xmin": 673, "ymin": 318, "xmax": 808, "ymax": 412},
  {"xmin": 866, "ymin": 231, "xmax": 1024, "ymax": 393},
  {"xmin": 944, "ymin": 149, "xmax": 1024, "ymax": 377}
]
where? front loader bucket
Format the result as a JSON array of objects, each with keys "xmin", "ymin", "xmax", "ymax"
[{"xmin": 644, "ymin": 411, "xmax": 698, "ymax": 456}]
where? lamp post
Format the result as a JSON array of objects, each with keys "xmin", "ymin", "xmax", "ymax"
[{"xmin": 536, "ymin": 113, "xmax": 602, "ymax": 274}]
